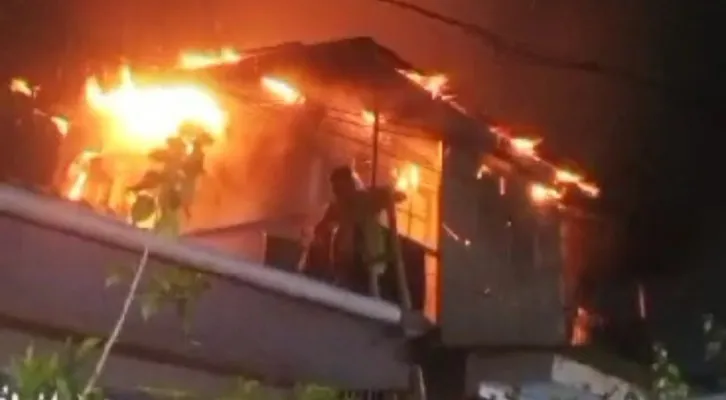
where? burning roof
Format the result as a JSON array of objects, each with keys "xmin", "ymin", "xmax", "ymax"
[
  {"xmin": 152, "ymin": 37, "xmax": 597, "ymax": 203},
  {"xmin": 7, "ymin": 36, "xmax": 598, "ymax": 213}
]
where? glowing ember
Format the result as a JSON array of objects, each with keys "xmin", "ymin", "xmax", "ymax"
[
  {"xmin": 555, "ymin": 168, "xmax": 600, "ymax": 198},
  {"xmin": 50, "ymin": 116, "xmax": 69, "ymax": 136},
  {"xmin": 397, "ymin": 70, "xmax": 451, "ymax": 100},
  {"xmin": 395, "ymin": 163, "xmax": 421, "ymax": 192},
  {"xmin": 571, "ymin": 307, "xmax": 593, "ymax": 345},
  {"xmin": 85, "ymin": 66, "xmax": 226, "ymax": 151},
  {"xmin": 476, "ymin": 164, "xmax": 491, "ymax": 179},
  {"xmin": 178, "ymin": 47, "xmax": 243, "ymax": 70},
  {"xmin": 9, "ymin": 78, "xmax": 33, "ymax": 96},
  {"xmin": 529, "ymin": 183, "xmax": 562, "ymax": 205},
  {"xmin": 66, "ymin": 150, "xmax": 99, "ymax": 201},
  {"xmin": 261, "ymin": 76, "xmax": 304, "ymax": 104},
  {"xmin": 577, "ymin": 181, "xmax": 600, "ymax": 198},
  {"xmin": 361, "ymin": 110, "xmax": 388, "ymax": 126},
  {"xmin": 362, "ymin": 110, "xmax": 376, "ymax": 125},
  {"xmin": 555, "ymin": 169, "xmax": 582, "ymax": 184},
  {"xmin": 509, "ymin": 137, "xmax": 540, "ymax": 158}
]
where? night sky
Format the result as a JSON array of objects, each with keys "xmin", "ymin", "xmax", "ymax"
[{"xmin": 3, "ymin": 0, "xmax": 726, "ymax": 387}]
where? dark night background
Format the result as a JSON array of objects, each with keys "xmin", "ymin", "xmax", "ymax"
[{"xmin": 2, "ymin": 0, "xmax": 726, "ymax": 389}]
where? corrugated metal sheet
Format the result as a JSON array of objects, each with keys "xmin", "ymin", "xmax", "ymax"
[{"xmin": 439, "ymin": 142, "xmax": 568, "ymax": 346}]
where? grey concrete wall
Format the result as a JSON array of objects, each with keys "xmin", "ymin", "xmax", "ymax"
[{"xmin": 0, "ymin": 211, "xmax": 409, "ymax": 391}]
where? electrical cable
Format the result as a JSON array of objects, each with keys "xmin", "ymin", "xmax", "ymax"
[{"xmin": 370, "ymin": 0, "xmax": 721, "ymax": 109}]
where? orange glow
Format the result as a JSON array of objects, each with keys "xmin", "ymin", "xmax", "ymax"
[
  {"xmin": 509, "ymin": 137, "xmax": 540, "ymax": 158},
  {"xmin": 178, "ymin": 47, "xmax": 243, "ymax": 70},
  {"xmin": 361, "ymin": 110, "xmax": 388, "ymax": 126},
  {"xmin": 555, "ymin": 169, "xmax": 600, "ymax": 198},
  {"xmin": 577, "ymin": 181, "xmax": 600, "ymax": 198},
  {"xmin": 50, "ymin": 116, "xmax": 69, "ymax": 136},
  {"xmin": 9, "ymin": 78, "xmax": 33, "ymax": 97},
  {"xmin": 260, "ymin": 76, "xmax": 304, "ymax": 104},
  {"xmin": 85, "ymin": 66, "xmax": 226, "ymax": 152},
  {"xmin": 362, "ymin": 110, "xmax": 376, "ymax": 125},
  {"xmin": 66, "ymin": 150, "xmax": 98, "ymax": 201},
  {"xmin": 529, "ymin": 183, "xmax": 562, "ymax": 205},
  {"xmin": 397, "ymin": 70, "xmax": 451, "ymax": 100},
  {"xmin": 395, "ymin": 163, "xmax": 421, "ymax": 192},
  {"xmin": 555, "ymin": 169, "xmax": 583, "ymax": 184},
  {"xmin": 571, "ymin": 307, "xmax": 592, "ymax": 345},
  {"xmin": 476, "ymin": 164, "xmax": 491, "ymax": 179}
]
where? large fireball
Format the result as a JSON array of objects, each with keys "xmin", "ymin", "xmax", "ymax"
[{"xmin": 85, "ymin": 66, "xmax": 227, "ymax": 152}]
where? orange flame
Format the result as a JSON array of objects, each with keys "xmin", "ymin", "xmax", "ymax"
[
  {"xmin": 50, "ymin": 116, "xmax": 69, "ymax": 136},
  {"xmin": 261, "ymin": 76, "xmax": 304, "ymax": 104},
  {"xmin": 509, "ymin": 137, "xmax": 540, "ymax": 158},
  {"xmin": 178, "ymin": 47, "xmax": 243, "ymax": 70},
  {"xmin": 555, "ymin": 169, "xmax": 600, "ymax": 198},
  {"xmin": 395, "ymin": 163, "xmax": 421, "ymax": 192},
  {"xmin": 571, "ymin": 307, "xmax": 593, "ymax": 346},
  {"xmin": 66, "ymin": 150, "xmax": 98, "ymax": 201},
  {"xmin": 361, "ymin": 110, "xmax": 387, "ymax": 126},
  {"xmin": 555, "ymin": 169, "xmax": 582, "ymax": 184},
  {"xmin": 362, "ymin": 110, "xmax": 375, "ymax": 125},
  {"xmin": 85, "ymin": 66, "xmax": 226, "ymax": 152},
  {"xmin": 9, "ymin": 78, "xmax": 34, "ymax": 97},
  {"xmin": 529, "ymin": 183, "xmax": 562, "ymax": 205},
  {"xmin": 476, "ymin": 164, "xmax": 492, "ymax": 179},
  {"xmin": 577, "ymin": 181, "xmax": 600, "ymax": 198},
  {"xmin": 397, "ymin": 70, "xmax": 451, "ymax": 100}
]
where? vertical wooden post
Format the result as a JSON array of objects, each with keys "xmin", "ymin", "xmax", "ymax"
[{"xmin": 371, "ymin": 109, "xmax": 380, "ymax": 186}]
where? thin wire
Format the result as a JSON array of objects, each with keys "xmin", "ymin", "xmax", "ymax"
[{"xmin": 370, "ymin": 0, "xmax": 718, "ymax": 107}]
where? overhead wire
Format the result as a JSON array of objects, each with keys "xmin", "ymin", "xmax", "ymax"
[
  {"xmin": 370, "ymin": 0, "xmax": 721, "ymax": 110},
  {"xmin": 220, "ymin": 86, "xmax": 442, "ymax": 173}
]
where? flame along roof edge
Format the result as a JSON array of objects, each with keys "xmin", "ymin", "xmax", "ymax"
[{"xmin": 232, "ymin": 36, "xmax": 493, "ymax": 147}]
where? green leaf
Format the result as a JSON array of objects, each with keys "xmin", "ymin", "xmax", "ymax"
[
  {"xmin": 55, "ymin": 376, "xmax": 73, "ymax": 400},
  {"xmin": 704, "ymin": 314, "xmax": 714, "ymax": 333},
  {"xmin": 297, "ymin": 384, "xmax": 339, "ymax": 400},
  {"xmin": 140, "ymin": 292, "xmax": 163, "ymax": 321},
  {"xmin": 105, "ymin": 263, "xmax": 134, "ymax": 287},
  {"xmin": 75, "ymin": 337, "xmax": 101, "ymax": 360},
  {"xmin": 176, "ymin": 297, "xmax": 194, "ymax": 335},
  {"xmin": 154, "ymin": 210, "xmax": 180, "ymax": 236},
  {"xmin": 23, "ymin": 344, "xmax": 35, "ymax": 363},
  {"xmin": 131, "ymin": 194, "xmax": 157, "ymax": 224}
]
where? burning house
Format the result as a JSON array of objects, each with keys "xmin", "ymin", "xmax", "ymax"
[{"xmin": 0, "ymin": 36, "xmax": 647, "ymax": 398}]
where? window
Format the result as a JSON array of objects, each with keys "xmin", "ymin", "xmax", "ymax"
[{"xmin": 395, "ymin": 188, "xmax": 435, "ymax": 248}]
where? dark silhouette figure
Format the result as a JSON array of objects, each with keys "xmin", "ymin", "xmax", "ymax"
[
  {"xmin": 302, "ymin": 166, "xmax": 405, "ymax": 296},
  {"xmin": 0, "ymin": 87, "xmax": 62, "ymax": 191}
]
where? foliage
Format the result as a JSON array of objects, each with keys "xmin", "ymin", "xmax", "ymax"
[
  {"xmin": 703, "ymin": 314, "xmax": 726, "ymax": 362},
  {"xmin": 138, "ymin": 378, "xmax": 342, "ymax": 400},
  {"xmin": 106, "ymin": 260, "xmax": 210, "ymax": 334},
  {"xmin": 5, "ymin": 338, "xmax": 104, "ymax": 400},
  {"xmin": 108, "ymin": 125, "xmax": 213, "ymax": 333},
  {"xmin": 5, "ymin": 124, "xmax": 342, "ymax": 399},
  {"xmin": 291, "ymin": 383, "xmax": 341, "ymax": 400},
  {"xmin": 651, "ymin": 342, "xmax": 689, "ymax": 400}
]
